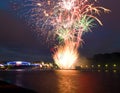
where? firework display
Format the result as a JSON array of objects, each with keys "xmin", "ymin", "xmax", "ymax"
[
  {"xmin": 11, "ymin": 0, "xmax": 57, "ymax": 46},
  {"xmin": 52, "ymin": 0, "xmax": 110, "ymax": 69},
  {"xmin": 11, "ymin": 0, "xmax": 110, "ymax": 69}
]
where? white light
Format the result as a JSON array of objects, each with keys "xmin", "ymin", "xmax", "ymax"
[
  {"xmin": 98, "ymin": 64, "xmax": 101, "ymax": 67},
  {"xmin": 37, "ymin": 3, "xmax": 41, "ymax": 6},
  {"xmin": 113, "ymin": 64, "xmax": 117, "ymax": 67},
  {"xmin": 0, "ymin": 64, "xmax": 4, "ymax": 67},
  {"xmin": 62, "ymin": 0, "xmax": 75, "ymax": 10},
  {"xmin": 113, "ymin": 70, "xmax": 117, "ymax": 73},
  {"xmin": 105, "ymin": 64, "xmax": 108, "ymax": 67},
  {"xmin": 16, "ymin": 61, "xmax": 22, "ymax": 65}
]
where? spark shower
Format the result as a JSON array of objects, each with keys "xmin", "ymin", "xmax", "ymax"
[
  {"xmin": 52, "ymin": 0, "xmax": 110, "ymax": 69},
  {"xmin": 11, "ymin": 0, "xmax": 110, "ymax": 69}
]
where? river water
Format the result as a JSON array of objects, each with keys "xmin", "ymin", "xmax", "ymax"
[{"xmin": 0, "ymin": 70, "xmax": 120, "ymax": 93}]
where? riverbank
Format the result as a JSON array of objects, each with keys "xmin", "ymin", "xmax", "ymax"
[{"xmin": 0, "ymin": 80, "xmax": 37, "ymax": 93}]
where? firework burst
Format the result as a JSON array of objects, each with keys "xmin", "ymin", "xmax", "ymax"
[
  {"xmin": 10, "ymin": 0, "xmax": 110, "ymax": 69},
  {"xmin": 53, "ymin": 40, "xmax": 79, "ymax": 69},
  {"xmin": 10, "ymin": 0, "xmax": 57, "ymax": 46},
  {"xmin": 52, "ymin": 0, "xmax": 110, "ymax": 69}
]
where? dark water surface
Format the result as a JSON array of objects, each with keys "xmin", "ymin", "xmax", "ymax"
[{"xmin": 0, "ymin": 70, "xmax": 120, "ymax": 93}]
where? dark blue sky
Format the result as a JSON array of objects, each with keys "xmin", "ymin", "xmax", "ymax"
[{"xmin": 0, "ymin": 0, "xmax": 120, "ymax": 61}]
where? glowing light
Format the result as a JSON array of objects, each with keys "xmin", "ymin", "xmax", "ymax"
[
  {"xmin": 97, "ymin": 64, "xmax": 101, "ymax": 68},
  {"xmin": 113, "ymin": 64, "xmax": 117, "ymax": 67},
  {"xmin": 86, "ymin": 65, "xmax": 88, "ymax": 68},
  {"xmin": 60, "ymin": 0, "xmax": 76, "ymax": 10},
  {"xmin": 105, "ymin": 64, "xmax": 108, "ymax": 67},
  {"xmin": 113, "ymin": 70, "xmax": 117, "ymax": 73},
  {"xmin": 37, "ymin": 3, "xmax": 42, "ymax": 6},
  {"xmin": 80, "ymin": 65, "xmax": 83, "ymax": 68},
  {"xmin": 91, "ymin": 65, "xmax": 94, "ymax": 68},
  {"xmin": 47, "ymin": 0, "xmax": 51, "ymax": 5},
  {"xmin": 52, "ymin": 0, "xmax": 110, "ymax": 69},
  {"xmin": 11, "ymin": 0, "xmax": 110, "ymax": 69},
  {"xmin": 11, "ymin": 0, "xmax": 57, "ymax": 46},
  {"xmin": 53, "ymin": 40, "xmax": 78, "ymax": 69},
  {"xmin": 6, "ymin": 61, "xmax": 31, "ymax": 66},
  {"xmin": 16, "ymin": 61, "xmax": 22, "ymax": 65},
  {"xmin": 105, "ymin": 70, "xmax": 109, "ymax": 72},
  {"xmin": 0, "ymin": 64, "xmax": 4, "ymax": 67},
  {"xmin": 98, "ymin": 70, "xmax": 101, "ymax": 72}
]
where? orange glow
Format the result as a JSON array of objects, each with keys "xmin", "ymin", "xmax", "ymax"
[
  {"xmin": 53, "ymin": 40, "xmax": 79, "ymax": 69},
  {"xmin": 51, "ymin": 0, "xmax": 110, "ymax": 69},
  {"xmin": 48, "ymin": 0, "xmax": 51, "ymax": 5}
]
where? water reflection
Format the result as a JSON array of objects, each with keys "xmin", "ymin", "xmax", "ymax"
[
  {"xmin": 15, "ymin": 71, "xmax": 24, "ymax": 86},
  {"xmin": 55, "ymin": 70, "xmax": 100, "ymax": 93},
  {"xmin": 0, "ymin": 70, "xmax": 120, "ymax": 93},
  {"xmin": 55, "ymin": 70, "xmax": 79, "ymax": 93},
  {"xmin": 55, "ymin": 70, "xmax": 120, "ymax": 93}
]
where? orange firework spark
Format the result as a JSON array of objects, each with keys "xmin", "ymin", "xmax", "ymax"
[
  {"xmin": 52, "ymin": 0, "xmax": 110, "ymax": 69},
  {"xmin": 11, "ymin": 0, "xmax": 110, "ymax": 69},
  {"xmin": 53, "ymin": 40, "xmax": 79, "ymax": 69}
]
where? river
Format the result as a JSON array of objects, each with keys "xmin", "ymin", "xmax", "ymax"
[{"xmin": 0, "ymin": 69, "xmax": 120, "ymax": 93}]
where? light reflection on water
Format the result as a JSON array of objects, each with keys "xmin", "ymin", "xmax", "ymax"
[
  {"xmin": 0, "ymin": 70, "xmax": 120, "ymax": 93},
  {"xmin": 55, "ymin": 70, "xmax": 79, "ymax": 93},
  {"xmin": 55, "ymin": 70, "xmax": 101, "ymax": 93}
]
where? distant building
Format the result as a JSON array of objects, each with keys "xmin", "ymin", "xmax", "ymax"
[{"xmin": 6, "ymin": 61, "xmax": 31, "ymax": 66}]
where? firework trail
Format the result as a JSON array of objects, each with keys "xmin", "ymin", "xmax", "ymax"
[
  {"xmin": 10, "ymin": 0, "xmax": 58, "ymax": 46},
  {"xmin": 10, "ymin": 0, "xmax": 110, "ymax": 69},
  {"xmin": 51, "ymin": 0, "xmax": 110, "ymax": 69},
  {"xmin": 52, "ymin": 0, "xmax": 110, "ymax": 45}
]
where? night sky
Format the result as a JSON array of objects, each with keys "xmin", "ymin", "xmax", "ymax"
[{"xmin": 0, "ymin": 0, "xmax": 120, "ymax": 61}]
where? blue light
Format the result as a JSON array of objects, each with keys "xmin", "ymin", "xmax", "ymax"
[{"xmin": 6, "ymin": 61, "xmax": 31, "ymax": 66}]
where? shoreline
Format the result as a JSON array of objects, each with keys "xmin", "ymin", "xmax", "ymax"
[{"xmin": 0, "ymin": 80, "xmax": 37, "ymax": 93}]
